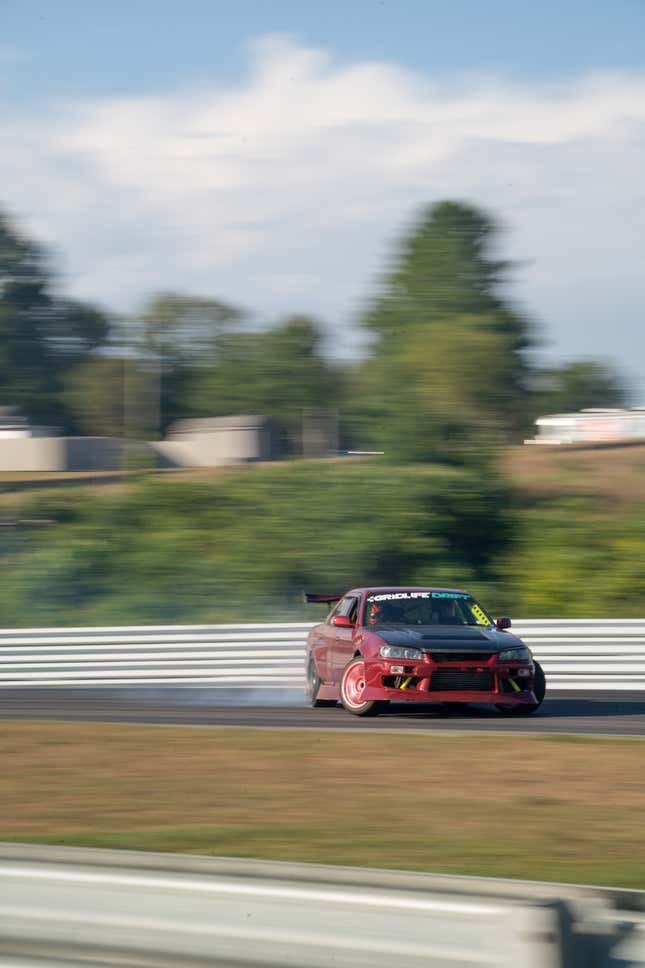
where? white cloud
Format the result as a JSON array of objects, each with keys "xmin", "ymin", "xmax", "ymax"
[{"xmin": 1, "ymin": 35, "xmax": 645, "ymax": 392}]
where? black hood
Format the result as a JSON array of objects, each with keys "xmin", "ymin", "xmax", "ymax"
[{"xmin": 373, "ymin": 625, "xmax": 524, "ymax": 654}]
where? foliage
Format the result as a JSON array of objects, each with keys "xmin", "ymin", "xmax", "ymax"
[
  {"xmin": 120, "ymin": 296, "xmax": 339, "ymax": 447},
  {"xmin": 0, "ymin": 460, "xmax": 511, "ymax": 626},
  {"xmin": 188, "ymin": 316, "xmax": 341, "ymax": 454},
  {"xmin": 0, "ymin": 210, "xmax": 110, "ymax": 428},
  {"xmin": 356, "ymin": 201, "xmax": 535, "ymax": 462},
  {"xmin": 501, "ymin": 497, "xmax": 645, "ymax": 616},
  {"xmin": 128, "ymin": 291, "xmax": 244, "ymax": 435},
  {"xmin": 136, "ymin": 292, "xmax": 244, "ymax": 360},
  {"xmin": 2, "ymin": 451, "xmax": 645, "ymax": 623},
  {"xmin": 63, "ymin": 357, "xmax": 142, "ymax": 438},
  {"xmin": 0, "ymin": 201, "xmax": 640, "ymax": 630},
  {"xmin": 529, "ymin": 360, "xmax": 628, "ymax": 423}
]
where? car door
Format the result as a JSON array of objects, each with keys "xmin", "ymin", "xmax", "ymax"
[
  {"xmin": 309, "ymin": 602, "xmax": 340, "ymax": 683},
  {"xmin": 330, "ymin": 595, "xmax": 359, "ymax": 682}
]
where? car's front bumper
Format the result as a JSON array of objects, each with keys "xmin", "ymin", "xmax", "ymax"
[{"xmin": 360, "ymin": 657, "xmax": 538, "ymax": 705}]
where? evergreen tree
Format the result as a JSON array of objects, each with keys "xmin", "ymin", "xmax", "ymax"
[{"xmin": 359, "ymin": 201, "xmax": 535, "ymax": 462}]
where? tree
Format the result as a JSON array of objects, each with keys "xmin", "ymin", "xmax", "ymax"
[
  {"xmin": 63, "ymin": 357, "xmax": 145, "ymax": 438},
  {"xmin": 128, "ymin": 292, "xmax": 243, "ymax": 435},
  {"xmin": 0, "ymin": 208, "xmax": 110, "ymax": 427},
  {"xmin": 136, "ymin": 292, "xmax": 244, "ymax": 363},
  {"xmin": 357, "ymin": 201, "xmax": 535, "ymax": 462},
  {"xmin": 188, "ymin": 315, "xmax": 340, "ymax": 454},
  {"xmin": 531, "ymin": 360, "xmax": 627, "ymax": 419}
]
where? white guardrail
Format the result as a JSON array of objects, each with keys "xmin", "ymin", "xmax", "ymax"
[
  {"xmin": 1, "ymin": 844, "xmax": 644, "ymax": 967},
  {"xmin": 0, "ymin": 620, "xmax": 645, "ymax": 689}
]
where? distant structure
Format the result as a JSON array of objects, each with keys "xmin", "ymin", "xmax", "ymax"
[
  {"xmin": 525, "ymin": 408, "xmax": 645, "ymax": 446},
  {"xmin": 0, "ymin": 406, "xmax": 58, "ymax": 439},
  {"xmin": 0, "ymin": 406, "xmax": 124, "ymax": 471},
  {"xmin": 0, "ymin": 409, "xmax": 278, "ymax": 472},
  {"xmin": 152, "ymin": 416, "xmax": 277, "ymax": 467}
]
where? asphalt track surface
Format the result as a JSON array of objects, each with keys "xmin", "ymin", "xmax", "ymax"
[{"xmin": 1, "ymin": 689, "xmax": 645, "ymax": 736}]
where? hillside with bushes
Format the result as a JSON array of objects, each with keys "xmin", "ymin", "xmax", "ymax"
[{"xmin": 1, "ymin": 447, "xmax": 645, "ymax": 626}]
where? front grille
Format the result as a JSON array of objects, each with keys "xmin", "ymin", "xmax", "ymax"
[
  {"xmin": 429, "ymin": 669, "xmax": 494, "ymax": 692},
  {"xmin": 427, "ymin": 652, "xmax": 492, "ymax": 662}
]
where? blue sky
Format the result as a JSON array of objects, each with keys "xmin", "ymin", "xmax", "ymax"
[
  {"xmin": 2, "ymin": 1, "xmax": 645, "ymax": 399},
  {"xmin": 4, "ymin": 0, "xmax": 645, "ymax": 100}
]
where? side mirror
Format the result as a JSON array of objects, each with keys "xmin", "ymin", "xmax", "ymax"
[
  {"xmin": 332, "ymin": 615, "xmax": 354, "ymax": 629},
  {"xmin": 496, "ymin": 616, "xmax": 512, "ymax": 631}
]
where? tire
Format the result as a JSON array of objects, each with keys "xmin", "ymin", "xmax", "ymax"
[
  {"xmin": 306, "ymin": 657, "xmax": 337, "ymax": 708},
  {"xmin": 496, "ymin": 661, "xmax": 546, "ymax": 716},
  {"xmin": 339, "ymin": 657, "xmax": 384, "ymax": 717}
]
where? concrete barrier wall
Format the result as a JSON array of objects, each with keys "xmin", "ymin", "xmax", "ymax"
[
  {"xmin": 0, "ymin": 436, "xmax": 66, "ymax": 471},
  {"xmin": 0, "ymin": 426, "xmax": 274, "ymax": 471},
  {"xmin": 0, "ymin": 436, "xmax": 127, "ymax": 471}
]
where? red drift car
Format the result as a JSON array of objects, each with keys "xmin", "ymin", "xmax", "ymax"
[{"xmin": 305, "ymin": 587, "xmax": 546, "ymax": 717}]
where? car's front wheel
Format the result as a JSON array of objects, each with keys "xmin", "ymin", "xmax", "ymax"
[
  {"xmin": 495, "ymin": 661, "xmax": 546, "ymax": 716},
  {"xmin": 306, "ymin": 657, "xmax": 337, "ymax": 708},
  {"xmin": 339, "ymin": 657, "xmax": 384, "ymax": 717}
]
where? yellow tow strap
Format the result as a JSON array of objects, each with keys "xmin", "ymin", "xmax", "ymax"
[
  {"xmin": 400, "ymin": 676, "xmax": 413, "ymax": 690},
  {"xmin": 507, "ymin": 677, "xmax": 521, "ymax": 693}
]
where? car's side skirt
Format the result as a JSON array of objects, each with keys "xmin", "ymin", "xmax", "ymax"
[{"xmin": 317, "ymin": 682, "xmax": 340, "ymax": 702}]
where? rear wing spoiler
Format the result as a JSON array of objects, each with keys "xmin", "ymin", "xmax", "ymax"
[{"xmin": 303, "ymin": 592, "xmax": 343, "ymax": 605}]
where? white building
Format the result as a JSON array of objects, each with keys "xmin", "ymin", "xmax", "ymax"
[
  {"xmin": 525, "ymin": 408, "xmax": 645, "ymax": 446},
  {"xmin": 153, "ymin": 415, "xmax": 276, "ymax": 467}
]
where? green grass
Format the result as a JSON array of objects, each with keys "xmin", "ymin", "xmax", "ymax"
[{"xmin": 3, "ymin": 722, "xmax": 645, "ymax": 888}]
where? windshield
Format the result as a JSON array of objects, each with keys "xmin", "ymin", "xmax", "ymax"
[{"xmin": 365, "ymin": 591, "xmax": 492, "ymax": 627}]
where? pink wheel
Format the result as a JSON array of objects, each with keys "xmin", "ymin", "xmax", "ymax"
[{"xmin": 340, "ymin": 658, "xmax": 383, "ymax": 717}]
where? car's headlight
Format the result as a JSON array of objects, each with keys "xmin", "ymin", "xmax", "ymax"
[
  {"xmin": 497, "ymin": 647, "xmax": 532, "ymax": 663},
  {"xmin": 380, "ymin": 645, "xmax": 424, "ymax": 660}
]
